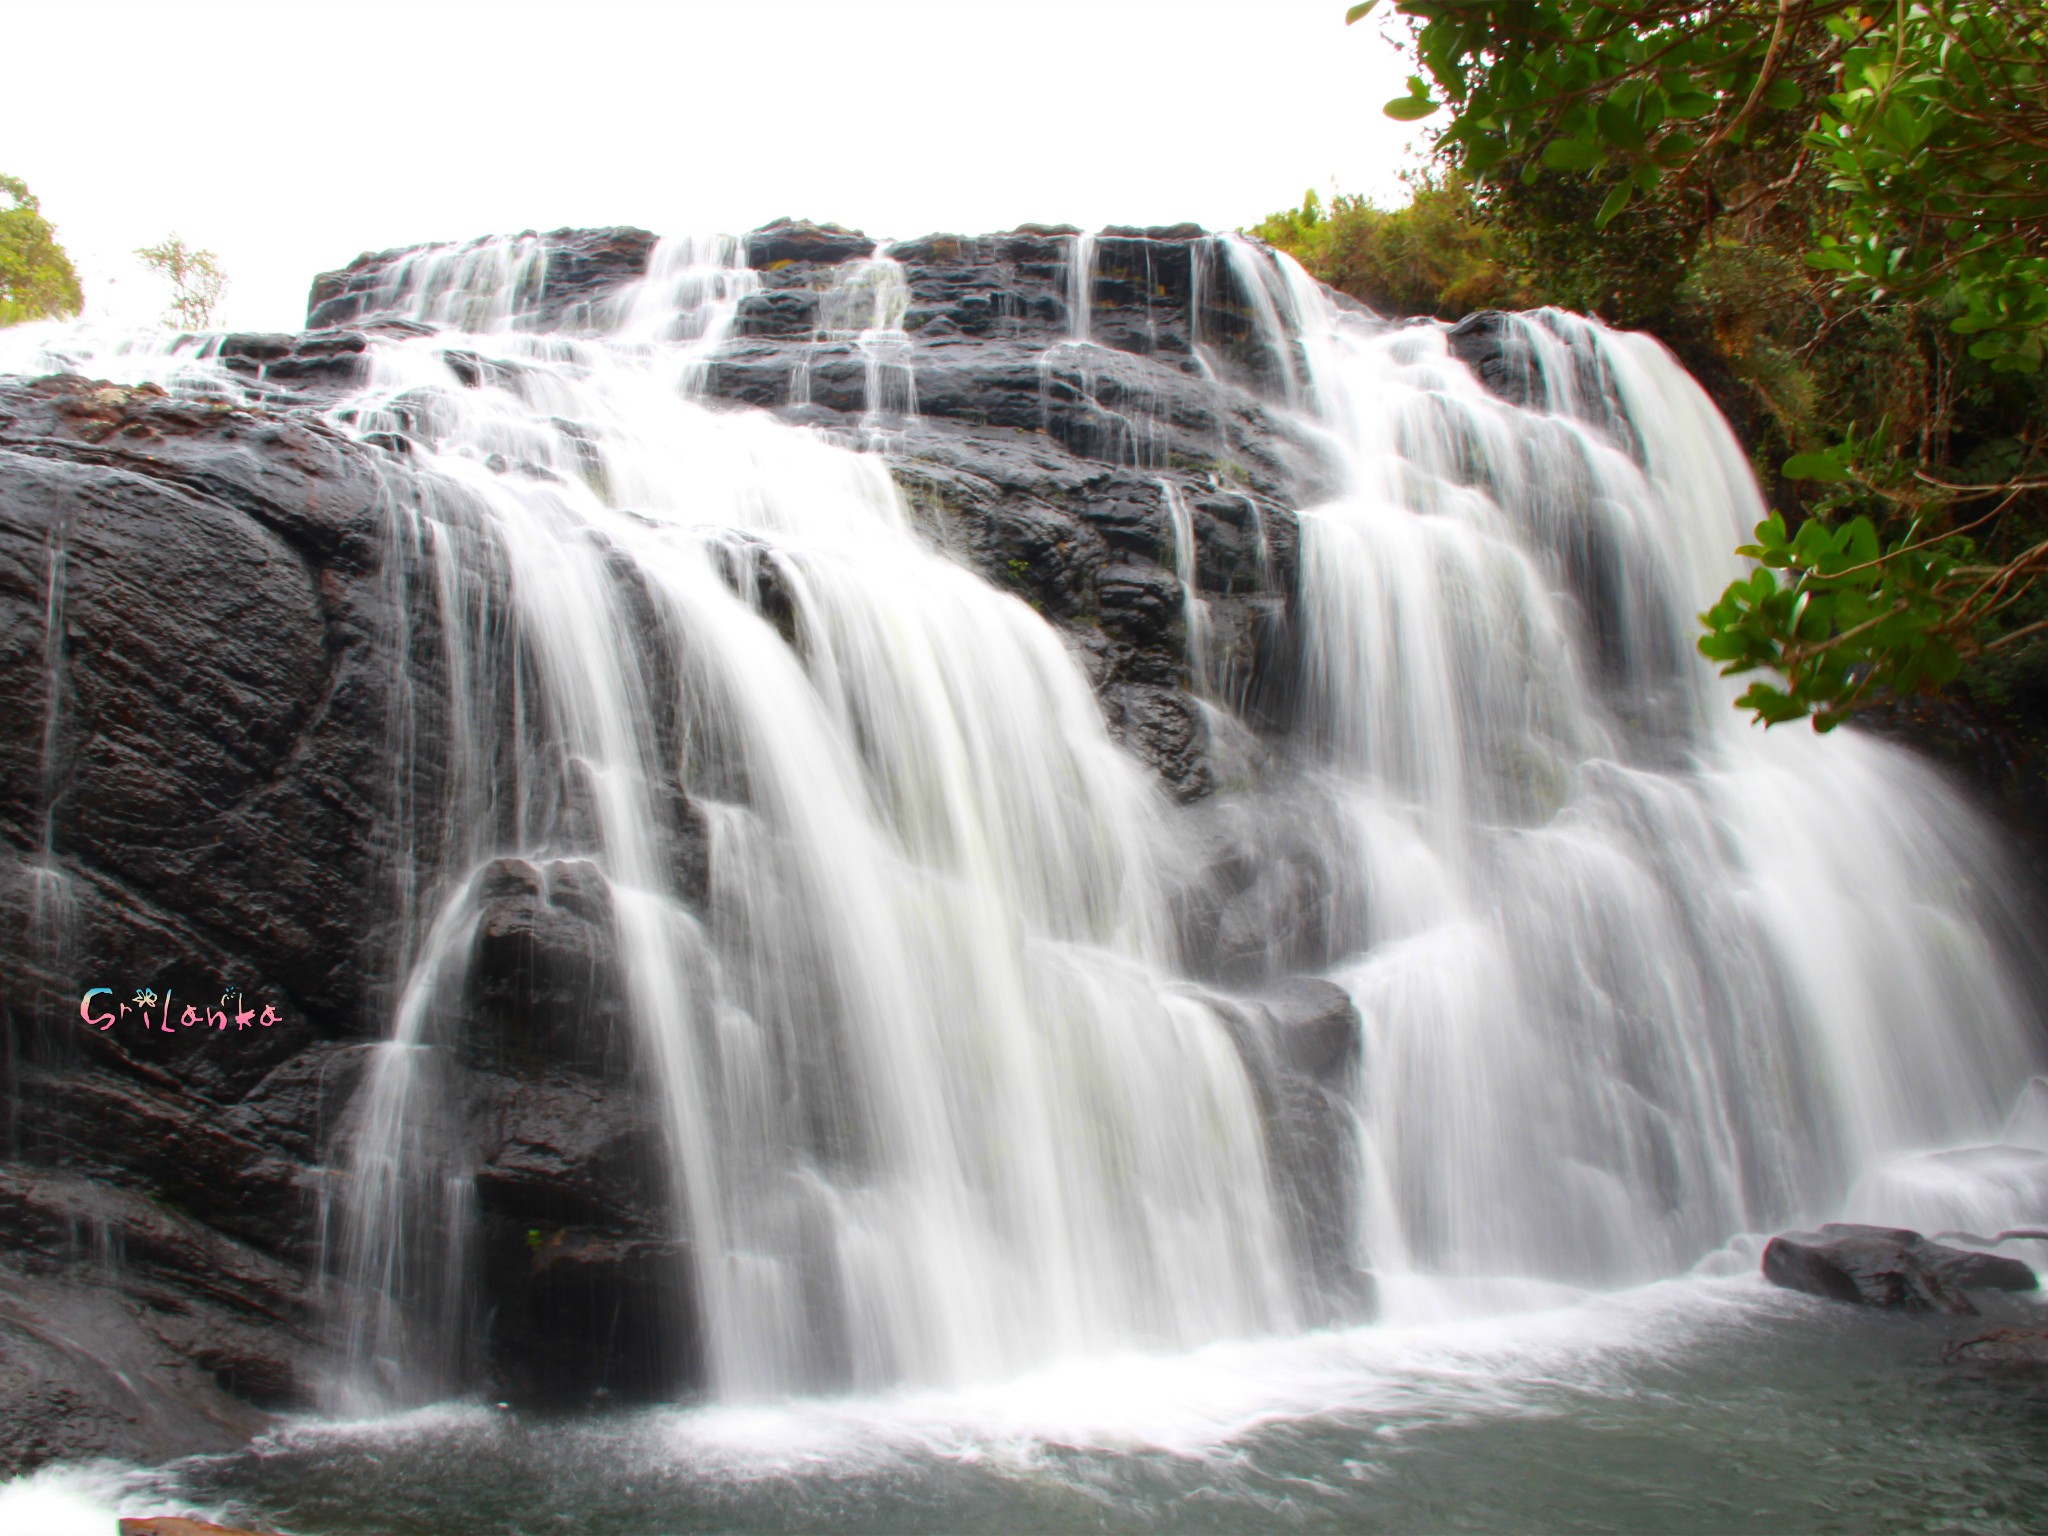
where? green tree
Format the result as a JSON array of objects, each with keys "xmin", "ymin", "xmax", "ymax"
[
  {"xmin": 136, "ymin": 235, "xmax": 226, "ymax": 332},
  {"xmin": 1251, "ymin": 170, "xmax": 1528, "ymax": 318},
  {"xmin": 0, "ymin": 174, "xmax": 83, "ymax": 327},
  {"xmin": 1349, "ymin": 0, "xmax": 2048, "ymax": 729}
]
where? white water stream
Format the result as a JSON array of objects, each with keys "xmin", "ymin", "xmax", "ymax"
[{"xmin": 2, "ymin": 227, "xmax": 2040, "ymax": 1422}]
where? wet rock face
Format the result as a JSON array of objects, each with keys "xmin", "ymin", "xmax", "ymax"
[
  {"xmin": 1262, "ymin": 978, "xmax": 1363, "ymax": 1084},
  {"xmin": 1762, "ymin": 1223, "xmax": 2039, "ymax": 1313},
  {"xmin": 0, "ymin": 376, "xmax": 402, "ymax": 1039},
  {"xmin": 281, "ymin": 218, "xmax": 1336, "ymax": 797},
  {"xmin": 1173, "ymin": 792, "xmax": 1371, "ymax": 983},
  {"xmin": 305, "ymin": 226, "xmax": 660, "ymax": 333},
  {"xmin": 0, "ymin": 374, "xmax": 418, "ymax": 1463},
  {"xmin": 0, "ymin": 219, "xmax": 1357, "ymax": 1441},
  {"xmin": 467, "ymin": 1068, "xmax": 694, "ymax": 1404},
  {"xmin": 465, "ymin": 858, "xmax": 632, "ymax": 1080},
  {"xmin": 697, "ymin": 221, "xmax": 1335, "ymax": 795},
  {"xmin": 0, "ymin": 1169, "xmax": 312, "ymax": 1475}
]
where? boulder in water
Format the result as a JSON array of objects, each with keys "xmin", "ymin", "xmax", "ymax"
[
  {"xmin": 464, "ymin": 857, "xmax": 631, "ymax": 1080},
  {"xmin": 1262, "ymin": 977, "xmax": 1362, "ymax": 1083},
  {"xmin": 1761, "ymin": 1223, "xmax": 2038, "ymax": 1313}
]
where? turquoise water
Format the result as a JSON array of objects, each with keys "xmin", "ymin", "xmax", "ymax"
[{"xmin": 18, "ymin": 1277, "xmax": 2046, "ymax": 1536}]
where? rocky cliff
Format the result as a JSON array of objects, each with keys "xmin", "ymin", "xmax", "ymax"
[{"xmin": 0, "ymin": 221, "xmax": 1377, "ymax": 1466}]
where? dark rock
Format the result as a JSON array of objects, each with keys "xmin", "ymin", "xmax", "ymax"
[
  {"xmin": 470, "ymin": 1072, "xmax": 665, "ymax": 1232},
  {"xmin": 1927, "ymin": 1242, "xmax": 2040, "ymax": 1292},
  {"xmin": 464, "ymin": 858, "xmax": 631, "ymax": 1080},
  {"xmin": 1201, "ymin": 991, "xmax": 1369, "ymax": 1327},
  {"xmin": 734, "ymin": 288, "xmax": 822, "ymax": 338},
  {"xmin": 0, "ymin": 374, "xmax": 412, "ymax": 1038},
  {"xmin": 746, "ymin": 219, "xmax": 873, "ymax": 270},
  {"xmin": 479, "ymin": 1224, "xmax": 697, "ymax": 1405},
  {"xmin": 1262, "ymin": 978, "xmax": 1362, "ymax": 1083},
  {"xmin": 1101, "ymin": 683, "xmax": 1210, "ymax": 802},
  {"xmin": 1446, "ymin": 311, "xmax": 1530, "ymax": 404},
  {"xmin": 1445, "ymin": 309, "xmax": 1643, "ymax": 463},
  {"xmin": 0, "ymin": 371, "xmax": 449, "ymax": 1447},
  {"xmin": 0, "ymin": 1168, "xmax": 316, "ymax": 1473},
  {"xmin": 0, "ymin": 1264, "xmax": 276, "ymax": 1476},
  {"xmin": 1761, "ymin": 1223, "xmax": 2038, "ymax": 1313},
  {"xmin": 1173, "ymin": 792, "xmax": 1370, "ymax": 984},
  {"xmin": 305, "ymin": 226, "xmax": 658, "ymax": 331},
  {"xmin": 465, "ymin": 1063, "xmax": 685, "ymax": 1404}
]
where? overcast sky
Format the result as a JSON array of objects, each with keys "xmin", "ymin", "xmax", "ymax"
[{"xmin": 4, "ymin": 0, "xmax": 1420, "ymax": 332}]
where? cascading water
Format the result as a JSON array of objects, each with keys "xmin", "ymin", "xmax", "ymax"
[
  {"xmin": 790, "ymin": 246, "xmax": 918, "ymax": 440},
  {"xmin": 1233, "ymin": 261, "xmax": 2042, "ymax": 1308},
  {"xmin": 300, "ymin": 233, "xmax": 1302, "ymax": 1405},
  {"xmin": 3, "ymin": 221, "xmax": 2040, "ymax": 1442}
]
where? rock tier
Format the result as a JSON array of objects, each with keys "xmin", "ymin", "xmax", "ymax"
[{"xmin": 0, "ymin": 219, "xmax": 1419, "ymax": 1463}]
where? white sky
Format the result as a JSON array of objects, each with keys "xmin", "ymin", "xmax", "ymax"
[{"xmin": 3, "ymin": 0, "xmax": 1420, "ymax": 333}]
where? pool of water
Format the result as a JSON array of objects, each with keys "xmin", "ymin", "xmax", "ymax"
[{"xmin": 9, "ymin": 1276, "xmax": 2046, "ymax": 1536}]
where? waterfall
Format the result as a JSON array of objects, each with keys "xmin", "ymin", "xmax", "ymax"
[
  {"xmin": 1248, "ymin": 280, "xmax": 2041, "ymax": 1309},
  {"xmin": 5, "ymin": 223, "xmax": 2040, "ymax": 1416},
  {"xmin": 304, "ymin": 235, "xmax": 1300, "ymax": 1403}
]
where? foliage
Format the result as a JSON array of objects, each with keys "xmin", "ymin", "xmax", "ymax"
[
  {"xmin": 136, "ymin": 235, "xmax": 227, "ymax": 331},
  {"xmin": 1344, "ymin": 0, "xmax": 2048, "ymax": 729},
  {"xmin": 0, "ymin": 174, "xmax": 83, "ymax": 327},
  {"xmin": 1250, "ymin": 171, "xmax": 1527, "ymax": 318}
]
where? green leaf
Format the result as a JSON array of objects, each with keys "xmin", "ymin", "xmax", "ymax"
[
  {"xmin": 1698, "ymin": 632, "xmax": 1751, "ymax": 662},
  {"xmin": 1541, "ymin": 137, "xmax": 1607, "ymax": 170},
  {"xmin": 1596, "ymin": 101, "xmax": 1646, "ymax": 150},
  {"xmin": 1345, "ymin": 0, "xmax": 1379, "ymax": 21},
  {"xmin": 1594, "ymin": 181, "xmax": 1633, "ymax": 227},
  {"xmin": 1464, "ymin": 132, "xmax": 1510, "ymax": 171},
  {"xmin": 1385, "ymin": 94, "xmax": 1442, "ymax": 121},
  {"xmin": 1761, "ymin": 76, "xmax": 1802, "ymax": 110},
  {"xmin": 1783, "ymin": 451, "xmax": 1852, "ymax": 482},
  {"xmin": 1653, "ymin": 129, "xmax": 1699, "ymax": 166},
  {"xmin": 1735, "ymin": 682, "xmax": 1811, "ymax": 726}
]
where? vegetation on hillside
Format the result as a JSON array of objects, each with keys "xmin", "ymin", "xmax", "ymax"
[
  {"xmin": 1259, "ymin": 0, "xmax": 2048, "ymax": 735},
  {"xmin": 0, "ymin": 174, "xmax": 82, "ymax": 327}
]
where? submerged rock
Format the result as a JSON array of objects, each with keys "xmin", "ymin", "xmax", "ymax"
[
  {"xmin": 1262, "ymin": 977, "xmax": 1362, "ymax": 1084},
  {"xmin": 1762, "ymin": 1223, "xmax": 2038, "ymax": 1313},
  {"xmin": 1945, "ymin": 1327, "xmax": 2048, "ymax": 1374}
]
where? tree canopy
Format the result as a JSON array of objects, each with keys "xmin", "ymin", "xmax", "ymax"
[
  {"xmin": 1340, "ymin": 0, "xmax": 2048, "ymax": 730},
  {"xmin": 0, "ymin": 174, "xmax": 82, "ymax": 327}
]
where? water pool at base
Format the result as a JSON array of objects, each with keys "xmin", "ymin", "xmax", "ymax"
[{"xmin": 17, "ymin": 1279, "xmax": 2046, "ymax": 1536}]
